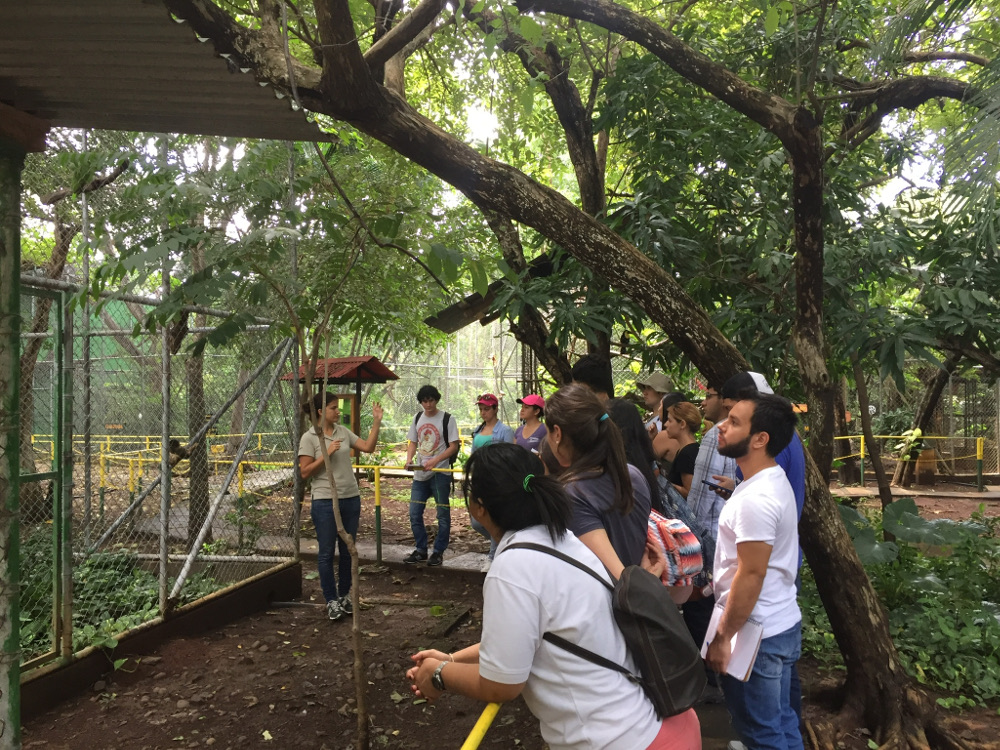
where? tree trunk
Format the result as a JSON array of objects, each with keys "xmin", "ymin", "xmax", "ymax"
[
  {"xmin": 480, "ymin": 210, "xmax": 573, "ymax": 384},
  {"xmin": 185, "ymin": 332, "xmax": 211, "ymax": 549},
  {"xmin": 891, "ymin": 355, "xmax": 960, "ymax": 487},
  {"xmin": 227, "ymin": 369, "xmax": 250, "ymax": 455},
  {"xmin": 834, "ymin": 377, "xmax": 860, "ymax": 486},
  {"xmin": 851, "ymin": 355, "xmax": 894, "ymax": 540}
]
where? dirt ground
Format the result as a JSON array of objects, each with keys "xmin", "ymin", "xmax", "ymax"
[{"xmin": 21, "ymin": 477, "xmax": 1000, "ymax": 750}]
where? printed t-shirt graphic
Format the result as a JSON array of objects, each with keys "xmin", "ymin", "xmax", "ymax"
[{"xmin": 416, "ymin": 422, "xmax": 443, "ymax": 460}]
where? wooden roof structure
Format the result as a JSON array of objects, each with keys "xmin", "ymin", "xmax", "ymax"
[
  {"xmin": 281, "ymin": 356, "xmax": 399, "ymax": 386},
  {"xmin": 0, "ymin": 0, "xmax": 326, "ymax": 143}
]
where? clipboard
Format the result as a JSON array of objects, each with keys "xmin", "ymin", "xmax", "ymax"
[{"xmin": 700, "ymin": 602, "xmax": 764, "ymax": 681}]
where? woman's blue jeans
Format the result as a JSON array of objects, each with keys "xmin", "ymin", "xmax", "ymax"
[
  {"xmin": 721, "ymin": 621, "xmax": 803, "ymax": 750},
  {"xmin": 311, "ymin": 496, "xmax": 360, "ymax": 603}
]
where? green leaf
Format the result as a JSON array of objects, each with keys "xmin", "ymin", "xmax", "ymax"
[
  {"xmin": 518, "ymin": 16, "xmax": 544, "ymax": 46},
  {"xmin": 764, "ymin": 6, "xmax": 780, "ymax": 35},
  {"xmin": 468, "ymin": 258, "xmax": 490, "ymax": 297},
  {"xmin": 519, "ymin": 85, "xmax": 535, "ymax": 117}
]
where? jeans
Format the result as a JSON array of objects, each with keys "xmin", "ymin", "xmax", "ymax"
[
  {"xmin": 311, "ymin": 496, "xmax": 361, "ymax": 603},
  {"xmin": 469, "ymin": 516, "xmax": 497, "ymax": 559},
  {"xmin": 721, "ymin": 621, "xmax": 803, "ymax": 750},
  {"xmin": 409, "ymin": 472, "xmax": 451, "ymax": 554}
]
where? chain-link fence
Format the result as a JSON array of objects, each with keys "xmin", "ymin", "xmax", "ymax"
[{"xmin": 18, "ymin": 278, "xmax": 300, "ymax": 671}]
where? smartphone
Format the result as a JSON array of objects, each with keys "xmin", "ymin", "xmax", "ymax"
[{"xmin": 702, "ymin": 479, "xmax": 732, "ymax": 496}]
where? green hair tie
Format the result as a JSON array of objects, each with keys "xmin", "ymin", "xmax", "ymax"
[{"xmin": 523, "ymin": 474, "xmax": 535, "ymax": 492}]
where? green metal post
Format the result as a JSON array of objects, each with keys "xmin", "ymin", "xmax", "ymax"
[
  {"xmin": 57, "ymin": 291, "xmax": 73, "ymax": 659},
  {"xmin": 0, "ymin": 141, "xmax": 26, "ymax": 749},
  {"xmin": 50, "ymin": 289, "xmax": 65, "ymax": 658}
]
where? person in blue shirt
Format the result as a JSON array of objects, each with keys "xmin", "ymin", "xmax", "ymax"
[{"xmin": 469, "ymin": 393, "xmax": 515, "ymax": 567}]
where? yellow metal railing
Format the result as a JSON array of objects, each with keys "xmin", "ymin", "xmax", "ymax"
[{"xmin": 460, "ymin": 703, "xmax": 502, "ymax": 750}]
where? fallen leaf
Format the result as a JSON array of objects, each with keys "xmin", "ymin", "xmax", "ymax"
[
  {"xmin": 412, "ymin": 698, "xmax": 427, "ymax": 705},
  {"xmin": 262, "ymin": 729, "xmax": 273, "ymax": 741},
  {"xmin": 390, "ymin": 691, "xmax": 406, "ymax": 704}
]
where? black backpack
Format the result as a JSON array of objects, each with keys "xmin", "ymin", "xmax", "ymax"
[
  {"xmin": 412, "ymin": 411, "xmax": 456, "ymax": 467},
  {"xmin": 504, "ymin": 542, "xmax": 706, "ymax": 719}
]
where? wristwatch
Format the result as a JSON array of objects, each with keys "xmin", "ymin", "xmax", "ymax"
[{"xmin": 431, "ymin": 661, "xmax": 447, "ymax": 692}]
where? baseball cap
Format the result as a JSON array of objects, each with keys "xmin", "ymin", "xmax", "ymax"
[
  {"xmin": 476, "ymin": 393, "xmax": 499, "ymax": 407},
  {"xmin": 636, "ymin": 372, "xmax": 672, "ymax": 394},
  {"xmin": 516, "ymin": 394, "xmax": 545, "ymax": 410},
  {"xmin": 720, "ymin": 371, "xmax": 775, "ymax": 400}
]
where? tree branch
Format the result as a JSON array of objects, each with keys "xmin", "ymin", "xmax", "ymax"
[
  {"xmin": 516, "ymin": 0, "xmax": 803, "ymax": 146},
  {"xmin": 839, "ymin": 75, "xmax": 973, "ymax": 152},
  {"xmin": 163, "ymin": 0, "xmax": 326, "ymax": 110},
  {"xmin": 364, "ymin": 0, "xmax": 447, "ymax": 70},
  {"xmin": 41, "ymin": 159, "xmax": 130, "ymax": 206},
  {"xmin": 463, "ymin": 3, "xmax": 605, "ymax": 214},
  {"xmin": 309, "ymin": 142, "xmax": 450, "ymax": 292}
]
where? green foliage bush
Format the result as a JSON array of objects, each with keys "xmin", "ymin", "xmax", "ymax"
[
  {"xmin": 802, "ymin": 501, "xmax": 1000, "ymax": 709},
  {"xmin": 20, "ymin": 528, "xmax": 223, "ymax": 659}
]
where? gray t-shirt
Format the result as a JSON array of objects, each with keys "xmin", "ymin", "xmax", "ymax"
[
  {"xmin": 565, "ymin": 464, "xmax": 651, "ymax": 568},
  {"xmin": 406, "ymin": 410, "xmax": 459, "ymax": 482},
  {"xmin": 298, "ymin": 423, "xmax": 360, "ymax": 499}
]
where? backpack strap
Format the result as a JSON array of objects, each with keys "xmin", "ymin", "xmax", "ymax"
[
  {"xmin": 502, "ymin": 542, "xmax": 638, "ymax": 680},
  {"xmin": 541, "ymin": 633, "xmax": 640, "ymax": 683}
]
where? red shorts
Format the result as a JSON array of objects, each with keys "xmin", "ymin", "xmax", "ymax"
[{"xmin": 645, "ymin": 708, "xmax": 702, "ymax": 750}]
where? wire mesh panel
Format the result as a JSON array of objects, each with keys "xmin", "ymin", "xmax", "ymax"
[
  {"xmin": 18, "ymin": 284, "xmax": 68, "ymax": 666},
  {"xmin": 18, "ymin": 279, "xmax": 301, "ymax": 673}
]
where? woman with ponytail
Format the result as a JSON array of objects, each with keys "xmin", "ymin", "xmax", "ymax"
[
  {"xmin": 545, "ymin": 383, "xmax": 651, "ymax": 578},
  {"xmin": 406, "ymin": 442, "xmax": 700, "ymax": 750}
]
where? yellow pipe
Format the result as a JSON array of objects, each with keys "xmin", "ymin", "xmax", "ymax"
[
  {"xmin": 128, "ymin": 459, "xmax": 136, "ymax": 493},
  {"xmin": 460, "ymin": 703, "xmax": 502, "ymax": 750},
  {"xmin": 99, "ymin": 454, "xmax": 107, "ymax": 489},
  {"xmin": 374, "ymin": 467, "xmax": 381, "ymax": 508},
  {"xmin": 977, "ymin": 437, "xmax": 984, "ymax": 461},
  {"xmin": 238, "ymin": 462, "xmax": 245, "ymax": 495},
  {"xmin": 859, "ymin": 434, "xmax": 865, "ymax": 459}
]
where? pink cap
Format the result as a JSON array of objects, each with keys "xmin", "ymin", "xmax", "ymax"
[
  {"xmin": 476, "ymin": 393, "xmax": 499, "ymax": 407},
  {"xmin": 516, "ymin": 394, "xmax": 545, "ymax": 410}
]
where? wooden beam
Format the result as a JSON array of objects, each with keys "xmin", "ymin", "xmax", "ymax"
[{"xmin": 0, "ymin": 102, "xmax": 49, "ymax": 153}]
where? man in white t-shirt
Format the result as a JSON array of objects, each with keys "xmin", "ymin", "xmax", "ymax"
[
  {"xmin": 403, "ymin": 384, "xmax": 459, "ymax": 567},
  {"xmin": 636, "ymin": 371, "xmax": 672, "ymax": 434},
  {"xmin": 705, "ymin": 393, "xmax": 802, "ymax": 750}
]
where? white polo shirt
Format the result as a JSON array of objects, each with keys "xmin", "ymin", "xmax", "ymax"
[{"xmin": 480, "ymin": 526, "xmax": 660, "ymax": 750}]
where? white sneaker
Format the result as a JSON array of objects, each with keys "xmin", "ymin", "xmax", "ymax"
[
  {"xmin": 481, "ymin": 558, "xmax": 492, "ymax": 573},
  {"xmin": 326, "ymin": 599, "xmax": 344, "ymax": 621},
  {"xmin": 727, "ymin": 742, "xmax": 747, "ymax": 750}
]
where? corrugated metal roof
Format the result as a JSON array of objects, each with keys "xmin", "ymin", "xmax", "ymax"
[
  {"xmin": 281, "ymin": 357, "xmax": 400, "ymax": 385},
  {"xmin": 0, "ymin": 0, "xmax": 325, "ymax": 142}
]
